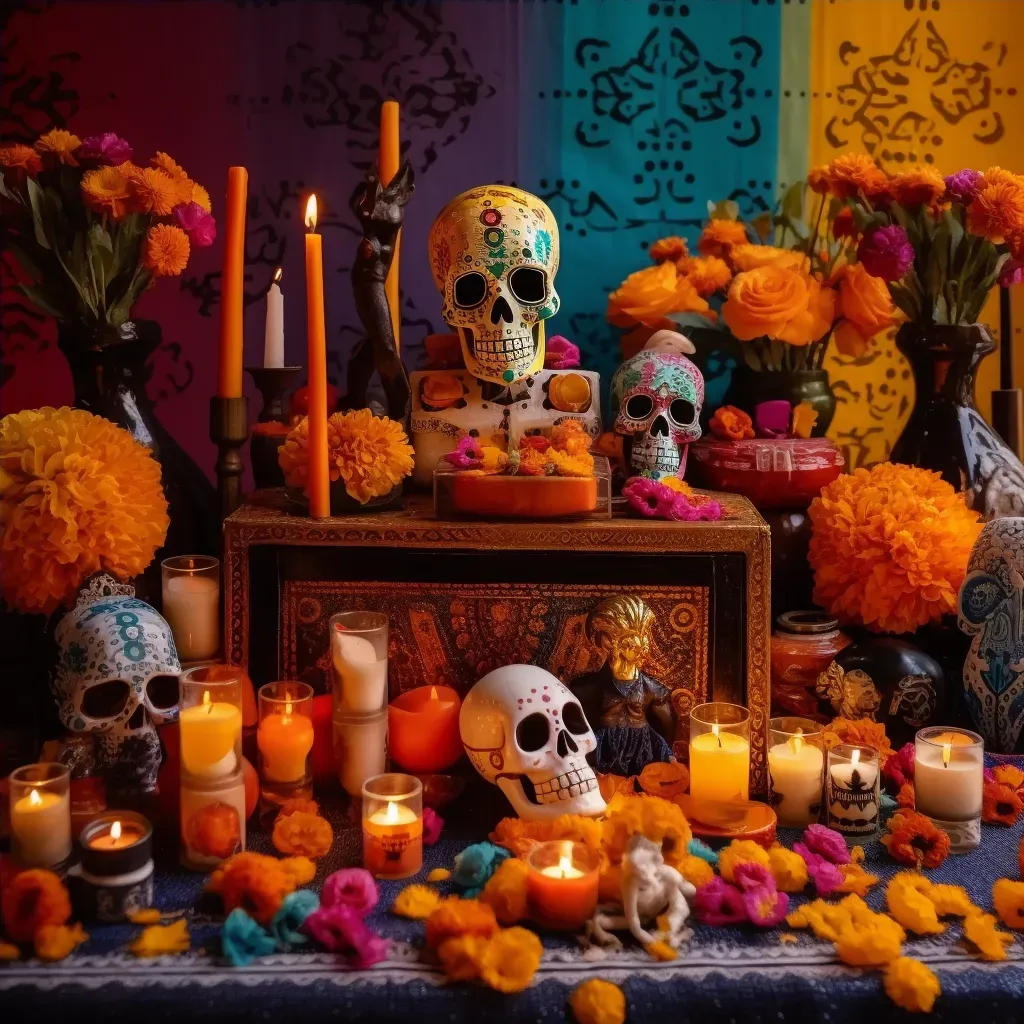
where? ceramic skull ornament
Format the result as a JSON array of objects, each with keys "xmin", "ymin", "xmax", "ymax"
[
  {"xmin": 460, "ymin": 664, "xmax": 606, "ymax": 821},
  {"xmin": 52, "ymin": 580, "xmax": 181, "ymax": 798},
  {"xmin": 428, "ymin": 185, "xmax": 560, "ymax": 387},
  {"xmin": 610, "ymin": 339, "xmax": 704, "ymax": 479}
]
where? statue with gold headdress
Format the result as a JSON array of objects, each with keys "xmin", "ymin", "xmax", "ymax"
[{"xmin": 573, "ymin": 596, "xmax": 676, "ymax": 776}]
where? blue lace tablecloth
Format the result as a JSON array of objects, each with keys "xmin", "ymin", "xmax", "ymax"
[{"xmin": 3, "ymin": 760, "xmax": 1024, "ymax": 1023}]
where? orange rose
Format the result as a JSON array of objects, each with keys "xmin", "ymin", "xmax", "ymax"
[
  {"xmin": 697, "ymin": 219, "xmax": 748, "ymax": 257},
  {"xmin": 722, "ymin": 266, "xmax": 827, "ymax": 345},
  {"xmin": 677, "ymin": 255, "xmax": 732, "ymax": 296},
  {"xmin": 709, "ymin": 406, "xmax": 754, "ymax": 441},
  {"xmin": 607, "ymin": 262, "xmax": 711, "ymax": 329},
  {"xmin": 889, "ymin": 168, "xmax": 946, "ymax": 207},
  {"xmin": 835, "ymin": 263, "xmax": 895, "ymax": 355},
  {"xmin": 729, "ymin": 244, "xmax": 810, "ymax": 274}
]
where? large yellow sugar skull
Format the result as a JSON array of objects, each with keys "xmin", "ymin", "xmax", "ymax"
[{"xmin": 428, "ymin": 185, "xmax": 560, "ymax": 386}]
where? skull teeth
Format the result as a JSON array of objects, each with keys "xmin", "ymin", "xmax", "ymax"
[
  {"xmin": 534, "ymin": 766, "xmax": 597, "ymax": 804},
  {"xmin": 471, "ymin": 335, "xmax": 535, "ymax": 371}
]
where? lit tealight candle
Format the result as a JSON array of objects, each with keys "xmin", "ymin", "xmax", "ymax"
[
  {"xmin": 257, "ymin": 683, "xmax": 315, "ymax": 789},
  {"xmin": 689, "ymin": 704, "xmax": 751, "ymax": 814},
  {"xmin": 362, "ymin": 774, "xmax": 423, "ymax": 879},
  {"xmin": 914, "ymin": 727, "xmax": 983, "ymax": 853},
  {"xmin": 767, "ymin": 717, "xmax": 824, "ymax": 828},
  {"xmin": 526, "ymin": 840, "xmax": 600, "ymax": 930}
]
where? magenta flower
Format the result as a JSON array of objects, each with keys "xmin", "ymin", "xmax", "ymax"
[
  {"xmin": 669, "ymin": 494, "xmax": 722, "ymax": 522},
  {"xmin": 78, "ymin": 133, "xmax": 133, "ymax": 165},
  {"xmin": 173, "ymin": 202, "xmax": 217, "ymax": 247},
  {"xmin": 743, "ymin": 886, "xmax": 789, "ymax": 928},
  {"xmin": 623, "ymin": 477, "xmax": 678, "ymax": 519},
  {"xmin": 544, "ymin": 335, "xmax": 581, "ymax": 370},
  {"xmin": 999, "ymin": 259, "xmax": 1024, "ymax": 288},
  {"xmin": 302, "ymin": 904, "xmax": 389, "ymax": 966},
  {"xmin": 423, "ymin": 807, "xmax": 443, "ymax": 846},
  {"xmin": 754, "ymin": 400, "xmax": 791, "ymax": 439},
  {"xmin": 692, "ymin": 877, "xmax": 748, "ymax": 925},
  {"xmin": 883, "ymin": 743, "xmax": 916, "ymax": 792},
  {"xmin": 802, "ymin": 824, "xmax": 850, "ymax": 865},
  {"xmin": 321, "ymin": 868, "xmax": 378, "ymax": 917},
  {"xmin": 857, "ymin": 224, "xmax": 914, "ymax": 281},
  {"xmin": 443, "ymin": 435, "xmax": 484, "ymax": 469},
  {"xmin": 944, "ymin": 169, "xmax": 984, "ymax": 206},
  {"xmin": 793, "ymin": 843, "xmax": 843, "ymax": 896},
  {"xmin": 732, "ymin": 861, "xmax": 773, "ymax": 893}
]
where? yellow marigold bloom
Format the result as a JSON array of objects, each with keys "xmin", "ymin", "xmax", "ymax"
[
  {"xmin": 0, "ymin": 143, "xmax": 43, "ymax": 174},
  {"xmin": 329, "ymin": 408, "xmax": 415, "ymax": 503},
  {"xmin": 994, "ymin": 764, "xmax": 1024, "ymax": 791},
  {"xmin": 717, "ymin": 839, "xmax": 770, "ymax": 883},
  {"xmin": 437, "ymin": 934, "xmax": 486, "ymax": 981},
  {"xmin": 35, "ymin": 128, "xmax": 81, "ymax": 165},
  {"xmin": 477, "ymin": 445, "xmax": 510, "ymax": 475},
  {"xmin": 569, "ymin": 978, "xmax": 626, "ymax": 1024},
  {"xmin": 993, "ymin": 878, "xmax": 1024, "ymax": 930},
  {"xmin": 697, "ymin": 218, "xmax": 749, "ymax": 257},
  {"xmin": 0, "ymin": 407, "xmax": 168, "ymax": 614},
  {"xmin": 728, "ymin": 244, "xmax": 810, "ymax": 274},
  {"xmin": 601, "ymin": 794, "xmax": 692, "ymax": 872},
  {"xmin": 130, "ymin": 918, "xmax": 190, "ymax": 958},
  {"xmin": 425, "ymin": 897, "xmax": 498, "ymax": 950},
  {"xmin": 835, "ymin": 862, "xmax": 878, "ymax": 897},
  {"xmin": 545, "ymin": 446, "xmax": 594, "ymax": 478},
  {"xmin": 478, "ymin": 926, "xmax": 543, "ymax": 993},
  {"xmin": 645, "ymin": 939, "xmax": 677, "ymax": 961},
  {"xmin": 657, "ymin": 476, "xmax": 694, "ymax": 497},
  {"xmin": 130, "ymin": 167, "xmax": 180, "ymax": 216},
  {"xmin": 427, "ymin": 868, "xmax": 452, "ymax": 882},
  {"xmin": 490, "ymin": 814, "xmax": 604, "ymax": 858},
  {"xmin": 886, "ymin": 873, "xmax": 944, "ymax": 935},
  {"xmin": 272, "ymin": 810, "xmax": 333, "ymax": 858},
  {"xmin": 279, "ymin": 856, "xmax": 317, "ymax": 887},
  {"xmin": 393, "ymin": 884, "xmax": 441, "ymax": 920},
  {"xmin": 963, "ymin": 911, "xmax": 1014, "ymax": 961},
  {"xmin": 884, "ymin": 956, "xmax": 940, "ymax": 1013},
  {"xmin": 677, "ymin": 854, "xmax": 715, "ymax": 889},
  {"xmin": 143, "ymin": 223, "xmax": 190, "ymax": 277},
  {"xmin": 151, "ymin": 151, "xmax": 188, "ymax": 179},
  {"xmin": 677, "ymin": 254, "xmax": 733, "ymax": 296},
  {"xmin": 479, "ymin": 857, "xmax": 529, "ymax": 924},
  {"xmin": 834, "ymin": 916, "xmax": 904, "ymax": 967},
  {"xmin": 81, "ymin": 166, "xmax": 131, "ymax": 219},
  {"xmin": 928, "ymin": 883, "xmax": 973, "ymax": 918},
  {"xmin": 821, "ymin": 717, "xmax": 894, "ymax": 762},
  {"xmin": 34, "ymin": 922, "xmax": 88, "ymax": 961},
  {"xmin": 768, "ymin": 846, "xmax": 809, "ymax": 893},
  {"xmin": 786, "ymin": 900, "xmax": 852, "ymax": 943},
  {"xmin": 649, "ymin": 235, "xmax": 689, "ymax": 263}
]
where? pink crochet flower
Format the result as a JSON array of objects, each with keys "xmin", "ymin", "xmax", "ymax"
[
  {"xmin": 302, "ymin": 904, "xmax": 389, "ymax": 967},
  {"xmin": 802, "ymin": 824, "xmax": 850, "ymax": 865},
  {"xmin": 732, "ymin": 861, "xmax": 773, "ymax": 893},
  {"xmin": 174, "ymin": 202, "xmax": 217, "ymax": 247},
  {"xmin": 692, "ymin": 877, "xmax": 748, "ymax": 925},
  {"xmin": 443, "ymin": 435, "xmax": 484, "ymax": 469},
  {"xmin": 544, "ymin": 335, "xmax": 581, "ymax": 370},
  {"xmin": 78, "ymin": 132, "xmax": 132, "ymax": 165},
  {"xmin": 883, "ymin": 743, "xmax": 915, "ymax": 792},
  {"xmin": 743, "ymin": 886, "xmax": 789, "ymax": 928},
  {"xmin": 623, "ymin": 477, "xmax": 678, "ymax": 519},
  {"xmin": 321, "ymin": 868, "xmax": 378, "ymax": 917},
  {"xmin": 793, "ymin": 843, "xmax": 843, "ymax": 896},
  {"xmin": 670, "ymin": 494, "xmax": 722, "ymax": 522},
  {"xmin": 423, "ymin": 807, "xmax": 443, "ymax": 846}
]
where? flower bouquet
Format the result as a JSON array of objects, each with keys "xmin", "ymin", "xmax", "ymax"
[
  {"xmin": 433, "ymin": 420, "xmax": 611, "ymax": 519},
  {"xmin": 0, "ymin": 129, "xmax": 214, "ymax": 330}
]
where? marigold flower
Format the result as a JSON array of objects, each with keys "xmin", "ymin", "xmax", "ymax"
[
  {"xmin": 786, "ymin": 899, "xmax": 853, "ymax": 942},
  {"xmin": 677, "ymin": 854, "xmax": 715, "ymax": 888},
  {"xmin": 1, "ymin": 869, "xmax": 71, "ymax": 943},
  {"xmin": 478, "ymin": 926, "xmax": 543, "ymax": 993},
  {"xmin": 33, "ymin": 922, "xmax": 88, "ymax": 961},
  {"xmin": 929, "ymin": 883, "xmax": 974, "ymax": 918},
  {"xmin": 0, "ymin": 143, "xmax": 43, "ymax": 175},
  {"xmin": 963, "ymin": 911, "xmax": 1014, "ymax": 961},
  {"xmin": 768, "ymin": 846, "xmax": 809, "ymax": 892},
  {"xmin": 129, "ymin": 918, "xmax": 190, "ymax": 957},
  {"xmin": 889, "ymin": 168, "xmax": 946, "ymax": 207},
  {"xmin": 994, "ymin": 763, "xmax": 1024, "ymax": 792},
  {"xmin": 437, "ymin": 934, "xmax": 487, "ymax": 981},
  {"xmin": 983, "ymin": 781, "xmax": 1023, "ymax": 826},
  {"xmin": 279, "ymin": 856, "xmax": 317, "ymax": 888},
  {"xmin": 992, "ymin": 878, "xmax": 1024, "ymax": 930},
  {"xmin": 967, "ymin": 177, "xmax": 1024, "ymax": 243},
  {"xmin": 151, "ymin": 150, "xmax": 188, "ymax": 179},
  {"xmin": 677, "ymin": 254, "xmax": 733, "ymax": 296},
  {"xmin": 142, "ymin": 223, "xmax": 190, "ymax": 277},
  {"xmin": 479, "ymin": 857, "xmax": 529, "ymax": 924},
  {"xmin": 649, "ymin": 235, "xmax": 689, "ymax": 263},
  {"xmin": 709, "ymin": 405, "xmax": 755, "ymax": 441},
  {"xmin": 884, "ymin": 956, "xmax": 940, "ymax": 1013},
  {"xmin": 128, "ymin": 166, "xmax": 180, "ymax": 215},
  {"xmin": 834, "ymin": 915, "xmax": 905, "ymax": 966},
  {"xmin": 819, "ymin": 154, "xmax": 889, "ymax": 200},
  {"xmin": 190, "ymin": 181, "xmax": 212, "ymax": 211},
  {"xmin": 35, "ymin": 128, "xmax": 81, "ymax": 166},
  {"xmin": 81, "ymin": 165, "xmax": 131, "ymax": 218},
  {"xmin": 427, "ymin": 868, "xmax": 451, "ymax": 883},
  {"xmin": 882, "ymin": 809, "xmax": 950, "ymax": 868},
  {"xmin": 636, "ymin": 761, "xmax": 689, "ymax": 798},
  {"xmin": 718, "ymin": 839, "xmax": 771, "ymax": 883},
  {"xmin": 425, "ymin": 897, "xmax": 499, "ymax": 950},
  {"xmin": 821, "ymin": 717, "xmax": 894, "ymax": 762},
  {"xmin": 206, "ymin": 852, "xmax": 296, "ymax": 925},
  {"xmin": 569, "ymin": 978, "xmax": 626, "ymax": 1024},
  {"xmin": 393, "ymin": 884, "xmax": 441, "ymax": 920},
  {"xmin": 697, "ymin": 218, "xmax": 749, "ymax": 257},
  {"xmin": 886, "ymin": 873, "xmax": 944, "ymax": 935},
  {"xmin": 601, "ymin": 794, "xmax": 692, "ymax": 873},
  {"xmin": 490, "ymin": 814, "xmax": 604, "ymax": 858},
  {"xmin": 272, "ymin": 810, "xmax": 333, "ymax": 858},
  {"xmin": 658, "ymin": 475, "xmax": 695, "ymax": 497},
  {"xmin": 896, "ymin": 782, "xmax": 916, "ymax": 809},
  {"xmin": 836, "ymin": 862, "xmax": 879, "ymax": 897},
  {"xmin": 646, "ymin": 939, "xmax": 677, "ymax": 961},
  {"xmin": 607, "ymin": 262, "xmax": 712, "ymax": 329}
]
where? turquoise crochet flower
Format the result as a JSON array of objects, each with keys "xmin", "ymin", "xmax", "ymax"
[
  {"xmin": 452, "ymin": 841, "xmax": 510, "ymax": 897},
  {"xmin": 222, "ymin": 908, "xmax": 276, "ymax": 966},
  {"xmin": 270, "ymin": 890, "xmax": 320, "ymax": 950},
  {"xmin": 687, "ymin": 837, "xmax": 718, "ymax": 865}
]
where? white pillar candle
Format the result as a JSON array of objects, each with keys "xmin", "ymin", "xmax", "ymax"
[
  {"xmin": 332, "ymin": 631, "xmax": 388, "ymax": 713},
  {"xmin": 11, "ymin": 787, "xmax": 72, "ymax": 868},
  {"xmin": 163, "ymin": 575, "xmax": 220, "ymax": 661},
  {"xmin": 264, "ymin": 268, "xmax": 284, "ymax": 368},
  {"xmin": 768, "ymin": 733, "xmax": 823, "ymax": 827},
  {"xmin": 334, "ymin": 713, "xmax": 388, "ymax": 797},
  {"xmin": 915, "ymin": 729, "xmax": 983, "ymax": 826}
]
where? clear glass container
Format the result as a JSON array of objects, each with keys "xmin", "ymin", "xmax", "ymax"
[
  {"xmin": 330, "ymin": 611, "xmax": 388, "ymax": 714},
  {"xmin": 9, "ymin": 763, "xmax": 72, "ymax": 868},
  {"xmin": 161, "ymin": 555, "xmax": 220, "ymax": 661},
  {"xmin": 825, "ymin": 743, "xmax": 880, "ymax": 845},
  {"xmin": 361, "ymin": 773, "xmax": 423, "ymax": 879},
  {"xmin": 688, "ymin": 703, "xmax": 751, "ymax": 819},
  {"xmin": 914, "ymin": 727, "xmax": 984, "ymax": 853},
  {"xmin": 179, "ymin": 665, "xmax": 244, "ymax": 782},
  {"xmin": 767, "ymin": 716, "xmax": 824, "ymax": 827},
  {"xmin": 257, "ymin": 681, "xmax": 315, "ymax": 811}
]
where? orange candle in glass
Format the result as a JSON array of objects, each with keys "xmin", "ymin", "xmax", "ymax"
[
  {"xmin": 525, "ymin": 840, "xmax": 600, "ymax": 930},
  {"xmin": 362, "ymin": 773, "xmax": 422, "ymax": 879},
  {"xmin": 218, "ymin": 166, "xmax": 247, "ymax": 399},
  {"xmin": 303, "ymin": 194, "xmax": 330, "ymax": 518},
  {"xmin": 388, "ymin": 685, "xmax": 463, "ymax": 773},
  {"xmin": 378, "ymin": 99, "xmax": 401, "ymax": 350}
]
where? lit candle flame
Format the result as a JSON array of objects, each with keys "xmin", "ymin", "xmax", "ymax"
[
  {"xmin": 384, "ymin": 800, "xmax": 399, "ymax": 824},
  {"xmin": 942, "ymin": 741, "xmax": 952, "ymax": 767},
  {"xmin": 851, "ymin": 748, "xmax": 861, "ymax": 769},
  {"xmin": 789, "ymin": 728, "xmax": 804, "ymax": 755},
  {"xmin": 110, "ymin": 820, "xmax": 122, "ymax": 841},
  {"xmin": 430, "ymin": 686, "xmax": 439, "ymax": 700},
  {"xmin": 203, "ymin": 690, "xmax": 212, "ymax": 714},
  {"xmin": 304, "ymin": 194, "xmax": 318, "ymax": 232},
  {"xmin": 273, "ymin": 266, "xmax": 283, "ymax": 284},
  {"xmin": 285, "ymin": 700, "xmax": 293, "ymax": 716},
  {"xmin": 556, "ymin": 854, "xmax": 573, "ymax": 878},
  {"xmin": 28, "ymin": 788, "xmax": 42, "ymax": 808}
]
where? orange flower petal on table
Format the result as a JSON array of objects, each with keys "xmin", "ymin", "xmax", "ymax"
[
  {"xmin": 886, "ymin": 873, "xmax": 944, "ymax": 935},
  {"xmin": 983, "ymin": 781, "xmax": 1024, "ymax": 826},
  {"xmin": 425, "ymin": 897, "xmax": 498, "ymax": 950},
  {"xmin": 126, "ymin": 908, "xmax": 163, "ymax": 925},
  {"xmin": 0, "ymin": 869, "xmax": 71, "ymax": 943},
  {"xmin": 393, "ymin": 884, "xmax": 441, "ymax": 920},
  {"xmin": 697, "ymin": 218, "xmax": 749, "ymax": 258},
  {"xmin": 963, "ymin": 911, "xmax": 1014, "ymax": 961},
  {"xmin": 34, "ymin": 922, "xmax": 88, "ymax": 961},
  {"xmin": 928, "ymin": 883, "xmax": 974, "ymax": 918},
  {"xmin": 836, "ymin": 862, "xmax": 879, "ymax": 898},
  {"xmin": 129, "ymin": 918, "xmax": 190, "ymax": 958},
  {"xmin": 569, "ymin": 979, "xmax": 627, "ymax": 1024},
  {"xmin": 883, "ymin": 956, "xmax": 940, "ymax": 1013},
  {"xmin": 35, "ymin": 128, "xmax": 81, "ymax": 165},
  {"xmin": 769, "ymin": 846, "xmax": 809, "ymax": 893},
  {"xmin": 478, "ymin": 926, "xmax": 543, "ymax": 993},
  {"xmin": 143, "ymin": 223, "xmax": 190, "ymax": 277},
  {"xmin": 646, "ymin": 939, "xmax": 677, "ymax": 961},
  {"xmin": 0, "ymin": 941, "xmax": 20, "ymax": 961},
  {"xmin": 437, "ymin": 934, "xmax": 487, "ymax": 981},
  {"xmin": 993, "ymin": 878, "xmax": 1024, "ymax": 930},
  {"xmin": 272, "ymin": 810, "xmax": 333, "ymax": 858}
]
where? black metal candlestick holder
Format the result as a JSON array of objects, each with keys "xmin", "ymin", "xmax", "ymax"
[
  {"xmin": 246, "ymin": 366, "xmax": 302, "ymax": 489},
  {"xmin": 210, "ymin": 395, "xmax": 249, "ymax": 521}
]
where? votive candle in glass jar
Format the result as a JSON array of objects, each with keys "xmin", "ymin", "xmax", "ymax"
[
  {"xmin": 914, "ymin": 727, "xmax": 984, "ymax": 853},
  {"xmin": 362, "ymin": 773, "xmax": 423, "ymax": 880},
  {"xmin": 525, "ymin": 840, "xmax": 600, "ymax": 930},
  {"xmin": 74, "ymin": 810, "xmax": 154, "ymax": 922},
  {"xmin": 825, "ymin": 744, "xmax": 880, "ymax": 845},
  {"xmin": 331, "ymin": 612, "xmax": 388, "ymax": 714},
  {"xmin": 162, "ymin": 555, "xmax": 220, "ymax": 662},
  {"xmin": 257, "ymin": 681, "xmax": 315, "ymax": 812},
  {"xmin": 767, "ymin": 717, "xmax": 824, "ymax": 827},
  {"xmin": 9, "ymin": 763, "xmax": 72, "ymax": 868},
  {"xmin": 689, "ymin": 703, "xmax": 750, "ymax": 824}
]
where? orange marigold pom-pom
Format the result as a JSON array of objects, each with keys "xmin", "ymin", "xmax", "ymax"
[
  {"xmin": 1, "ymin": 869, "xmax": 71, "ymax": 943},
  {"xmin": 479, "ymin": 857, "xmax": 530, "ymax": 925},
  {"xmin": 983, "ymin": 781, "xmax": 1024, "ymax": 826},
  {"xmin": 437, "ymin": 934, "xmax": 487, "ymax": 981},
  {"xmin": 425, "ymin": 897, "xmax": 498, "ymax": 950},
  {"xmin": 129, "ymin": 918, "xmax": 190, "ymax": 957},
  {"xmin": 881, "ymin": 809, "xmax": 950, "ymax": 868},
  {"xmin": 206, "ymin": 852, "xmax": 295, "ymax": 925},
  {"xmin": 821, "ymin": 717, "xmax": 894, "ymax": 762},
  {"xmin": 34, "ymin": 922, "xmax": 88, "ymax": 961},
  {"xmin": 896, "ymin": 782, "xmax": 916, "ymax": 809},
  {"xmin": 393, "ymin": 885, "xmax": 442, "ymax": 920},
  {"xmin": 993, "ymin": 878, "xmax": 1024, "ymax": 930},
  {"xmin": 478, "ymin": 926, "xmax": 543, "ymax": 993},
  {"xmin": 963, "ymin": 911, "xmax": 1014, "ymax": 961},
  {"xmin": 708, "ymin": 405, "xmax": 755, "ymax": 441},
  {"xmin": 883, "ymin": 956, "xmax": 940, "ymax": 1013},
  {"xmin": 569, "ymin": 978, "xmax": 627, "ymax": 1024},
  {"xmin": 143, "ymin": 223, "xmax": 190, "ymax": 277},
  {"xmin": 649, "ymin": 236, "xmax": 689, "ymax": 263},
  {"xmin": 272, "ymin": 810, "xmax": 333, "ymax": 858}
]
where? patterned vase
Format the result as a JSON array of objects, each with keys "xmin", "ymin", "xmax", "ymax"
[
  {"xmin": 959, "ymin": 517, "xmax": 1024, "ymax": 752},
  {"xmin": 890, "ymin": 323, "xmax": 1024, "ymax": 518}
]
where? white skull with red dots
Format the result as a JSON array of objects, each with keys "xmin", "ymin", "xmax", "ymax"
[{"xmin": 459, "ymin": 664, "xmax": 605, "ymax": 822}]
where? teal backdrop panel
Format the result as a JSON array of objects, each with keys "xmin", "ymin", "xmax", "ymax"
[{"xmin": 519, "ymin": 0, "xmax": 784, "ymax": 397}]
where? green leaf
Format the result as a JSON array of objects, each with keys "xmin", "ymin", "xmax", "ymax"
[
  {"xmin": 710, "ymin": 199, "xmax": 740, "ymax": 221},
  {"xmin": 780, "ymin": 181, "xmax": 805, "ymax": 223},
  {"xmin": 784, "ymin": 216, "xmax": 810, "ymax": 241},
  {"xmin": 25, "ymin": 177, "xmax": 51, "ymax": 249},
  {"xmin": 89, "ymin": 222, "xmax": 113, "ymax": 252},
  {"xmin": 0, "ymin": 171, "xmax": 25, "ymax": 204},
  {"xmin": 5, "ymin": 237, "xmax": 46, "ymax": 281},
  {"xmin": 19, "ymin": 282, "xmax": 71, "ymax": 319}
]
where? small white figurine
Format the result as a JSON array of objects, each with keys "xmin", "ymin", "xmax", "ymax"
[{"xmin": 587, "ymin": 835, "xmax": 696, "ymax": 949}]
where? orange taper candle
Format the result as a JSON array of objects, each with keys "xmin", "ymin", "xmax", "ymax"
[
  {"xmin": 218, "ymin": 166, "xmax": 248, "ymax": 398},
  {"xmin": 379, "ymin": 99, "xmax": 401, "ymax": 352},
  {"xmin": 304, "ymin": 194, "xmax": 330, "ymax": 519}
]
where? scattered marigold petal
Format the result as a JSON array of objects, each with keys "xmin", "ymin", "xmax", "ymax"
[
  {"xmin": 779, "ymin": 933, "xmax": 797, "ymax": 944},
  {"xmin": 479, "ymin": 858, "xmax": 530, "ymax": 925},
  {"xmin": 478, "ymin": 926, "xmax": 543, "ymax": 993},
  {"xmin": 0, "ymin": 941, "xmax": 20, "ymax": 960},
  {"xmin": 569, "ymin": 978, "xmax": 626, "ymax": 1024},
  {"xmin": 437, "ymin": 934, "xmax": 486, "ymax": 982},
  {"xmin": 425, "ymin": 897, "xmax": 498, "ymax": 950},
  {"xmin": 993, "ymin": 878, "xmax": 1024, "ymax": 930},
  {"xmin": 34, "ymin": 922, "xmax": 88, "ymax": 961},
  {"xmin": 427, "ymin": 868, "xmax": 452, "ymax": 882},
  {"xmin": 393, "ymin": 885, "xmax": 441, "ymax": 920},
  {"xmin": 963, "ymin": 911, "xmax": 1014, "ymax": 961},
  {"xmin": 884, "ymin": 956, "xmax": 940, "ymax": 1013},
  {"xmin": 646, "ymin": 939, "xmax": 677, "ymax": 961},
  {"xmin": 129, "ymin": 919, "xmax": 190, "ymax": 958},
  {"xmin": 887, "ymin": 874, "xmax": 944, "ymax": 935},
  {"xmin": 126, "ymin": 908, "xmax": 162, "ymax": 925},
  {"xmin": 836, "ymin": 862, "xmax": 879, "ymax": 897}
]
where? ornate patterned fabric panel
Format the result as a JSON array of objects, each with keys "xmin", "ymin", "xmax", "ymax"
[{"xmin": 281, "ymin": 580, "xmax": 709, "ymax": 740}]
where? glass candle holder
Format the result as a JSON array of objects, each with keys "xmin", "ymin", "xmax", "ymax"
[
  {"xmin": 388, "ymin": 685, "xmax": 463, "ymax": 773},
  {"xmin": 73, "ymin": 810, "xmax": 154, "ymax": 922},
  {"xmin": 334, "ymin": 711, "xmax": 388, "ymax": 798},
  {"xmin": 767, "ymin": 717, "xmax": 824, "ymax": 827},
  {"xmin": 9, "ymin": 763, "xmax": 72, "ymax": 868},
  {"xmin": 825, "ymin": 743, "xmax": 880, "ymax": 845},
  {"xmin": 362, "ymin": 773, "xmax": 423, "ymax": 879},
  {"xmin": 688, "ymin": 703, "xmax": 750, "ymax": 824},
  {"xmin": 257, "ymin": 681, "xmax": 315, "ymax": 812},
  {"xmin": 162, "ymin": 555, "xmax": 220, "ymax": 662},
  {"xmin": 914, "ymin": 727, "xmax": 984, "ymax": 853},
  {"xmin": 525, "ymin": 840, "xmax": 601, "ymax": 931},
  {"xmin": 331, "ymin": 612, "xmax": 388, "ymax": 714}
]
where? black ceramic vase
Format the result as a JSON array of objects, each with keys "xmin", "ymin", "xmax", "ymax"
[
  {"xmin": 725, "ymin": 365, "xmax": 836, "ymax": 437},
  {"xmin": 890, "ymin": 323, "xmax": 1024, "ymax": 517}
]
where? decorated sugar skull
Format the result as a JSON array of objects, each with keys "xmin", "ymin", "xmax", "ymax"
[
  {"xmin": 428, "ymin": 185, "xmax": 560, "ymax": 387},
  {"xmin": 52, "ymin": 580, "xmax": 181, "ymax": 797},
  {"xmin": 460, "ymin": 664, "xmax": 605, "ymax": 821},
  {"xmin": 610, "ymin": 340, "xmax": 704, "ymax": 479}
]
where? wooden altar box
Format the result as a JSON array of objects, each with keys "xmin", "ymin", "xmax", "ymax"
[{"xmin": 223, "ymin": 490, "xmax": 772, "ymax": 789}]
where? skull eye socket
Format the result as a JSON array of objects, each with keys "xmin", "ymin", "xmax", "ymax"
[
  {"xmin": 81, "ymin": 680, "xmax": 131, "ymax": 719},
  {"xmin": 454, "ymin": 271, "xmax": 488, "ymax": 309},
  {"xmin": 625, "ymin": 394, "xmax": 654, "ymax": 420},
  {"xmin": 562, "ymin": 701, "xmax": 589, "ymax": 735},
  {"xmin": 146, "ymin": 675, "xmax": 179, "ymax": 711},
  {"xmin": 516, "ymin": 712, "xmax": 551, "ymax": 752},
  {"xmin": 669, "ymin": 398, "xmax": 696, "ymax": 426},
  {"xmin": 508, "ymin": 267, "xmax": 547, "ymax": 305}
]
